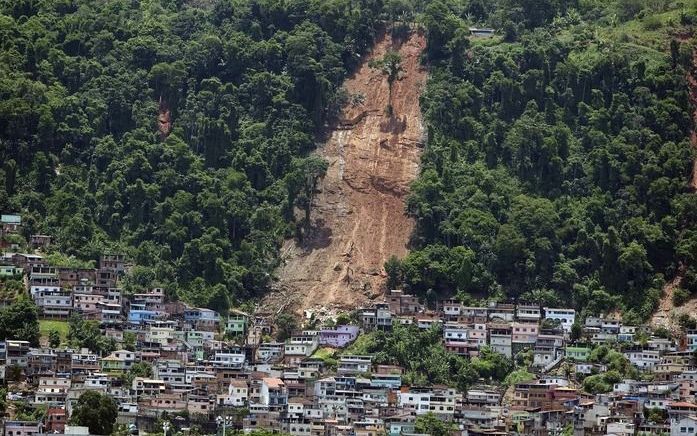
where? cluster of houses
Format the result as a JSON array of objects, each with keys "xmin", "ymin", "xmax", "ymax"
[{"xmin": 3, "ymin": 220, "xmax": 697, "ymax": 434}]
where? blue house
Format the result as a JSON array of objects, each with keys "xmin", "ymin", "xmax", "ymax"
[{"xmin": 128, "ymin": 308, "xmax": 157, "ymax": 325}]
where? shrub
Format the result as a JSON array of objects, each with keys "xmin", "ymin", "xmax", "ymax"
[
  {"xmin": 642, "ymin": 16, "xmax": 663, "ymax": 31},
  {"xmin": 673, "ymin": 287, "xmax": 690, "ymax": 307}
]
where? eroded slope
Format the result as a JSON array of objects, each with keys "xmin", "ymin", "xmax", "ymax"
[{"xmin": 272, "ymin": 31, "xmax": 427, "ymax": 313}]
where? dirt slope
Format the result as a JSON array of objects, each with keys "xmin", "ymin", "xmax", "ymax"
[{"xmin": 269, "ymin": 31, "xmax": 427, "ymax": 314}]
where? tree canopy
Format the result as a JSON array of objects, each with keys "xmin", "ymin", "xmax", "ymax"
[
  {"xmin": 389, "ymin": 0, "xmax": 697, "ymax": 321},
  {"xmin": 70, "ymin": 390, "xmax": 118, "ymax": 435},
  {"xmin": 0, "ymin": 0, "xmax": 386, "ymax": 307}
]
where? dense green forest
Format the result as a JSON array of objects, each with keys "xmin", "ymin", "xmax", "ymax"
[
  {"xmin": 390, "ymin": 0, "xmax": 697, "ymax": 321},
  {"xmin": 0, "ymin": 0, "xmax": 389, "ymax": 308}
]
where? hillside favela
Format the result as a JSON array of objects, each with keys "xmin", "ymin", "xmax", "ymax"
[{"xmin": 4, "ymin": 0, "xmax": 697, "ymax": 435}]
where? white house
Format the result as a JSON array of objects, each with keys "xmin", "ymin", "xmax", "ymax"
[
  {"xmin": 543, "ymin": 308, "xmax": 576, "ymax": 333},
  {"xmin": 671, "ymin": 416, "xmax": 697, "ymax": 436}
]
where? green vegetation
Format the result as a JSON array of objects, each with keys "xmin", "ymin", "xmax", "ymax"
[
  {"xmin": 39, "ymin": 319, "xmax": 69, "ymax": 344},
  {"xmin": 0, "ymin": 0, "xmax": 386, "ymax": 309},
  {"xmin": 122, "ymin": 361, "xmax": 153, "ymax": 386},
  {"xmin": 43, "ymin": 253, "xmax": 96, "ymax": 269},
  {"xmin": 369, "ymin": 50, "xmax": 404, "ymax": 114},
  {"xmin": 311, "ymin": 347, "xmax": 337, "ymax": 361},
  {"xmin": 68, "ymin": 314, "xmax": 116, "ymax": 355},
  {"xmin": 350, "ymin": 324, "xmax": 513, "ymax": 389},
  {"xmin": 581, "ymin": 344, "xmax": 638, "ymax": 393},
  {"xmin": 0, "ymin": 297, "xmax": 40, "ymax": 345},
  {"xmin": 0, "ymin": 277, "xmax": 24, "ymax": 301},
  {"xmin": 14, "ymin": 401, "xmax": 46, "ymax": 422},
  {"xmin": 70, "ymin": 390, "xmax": 118, "ymax": 435},
  {"xmin": 342, "ymin": 332, "xmax": 380, "ymax": 355},
  {"xmin": 387, "ymin": 0, "xmax": 697, "ymax": 322},
  {"xmin": 673, "ymin": 287, "xmax": 691, "ymax": 306},
  {"xmin": 503, "ymin": 368, "xmax": 535, "ymax": 387},
  {"xmin": 0, "ymin": 0, "xmax": 695, "ymax": 376},
  {"xmin": 414, "ymin": 412, "xmax": 457, "ymax": 436},
  {"xmin": 311, "ymin": 347, "xmax": 339, "ymax": 369},
  {"xmin": 274, "ymin": 312, "xmax": 298, "ymax": 341}
]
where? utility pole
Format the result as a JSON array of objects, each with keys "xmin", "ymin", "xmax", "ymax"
[{"xmin": 216, "ymin": 414, "xmax": 226, "ymax": 436}]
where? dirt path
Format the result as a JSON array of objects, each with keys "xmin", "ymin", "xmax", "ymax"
[{"xmin": 268, "ymin": 31, "xmax": 427, "ymax": 315}]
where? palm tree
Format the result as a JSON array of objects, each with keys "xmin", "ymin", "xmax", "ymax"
[{"xmin": 369, "ymin": 50, "xmax": 404, "ymax": 115}]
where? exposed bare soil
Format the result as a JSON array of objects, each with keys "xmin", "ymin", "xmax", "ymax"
[
  {"xmin": 267, "ymin": 30, "xmax": 427, "ymax": 315},
  {"xmin": 158, "ymin": 97, "xmax": 172, "ymax": 140}
]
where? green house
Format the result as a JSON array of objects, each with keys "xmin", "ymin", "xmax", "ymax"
[
  {"xmin": 1, "ymin": 214, "xmax": 21, "ymax": 225},
  {"xmin": 0, "ymin": 265, "xmax": 22, "ymax": 277},
  {"xmin": 565, "ymin": 346, "xmax": 590, "ymax": 362},
  {"xmin": 225, "ymin": 309, "xmax": 249, "ymax": 336},
  {"xmin": 100, "ymin": 355, "xmax": 127, "ymax": 373}
]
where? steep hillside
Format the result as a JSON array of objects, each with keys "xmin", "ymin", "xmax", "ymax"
[
  {"xmin": 271, "ymin": 31, "xmax": 427, "ymax": 313},
  {"xmin": 389, "ymin": 2, "xmax": 697, "ymax": 323},
  {"xmin": 0, "ymin": 0, "xmax": 386, "ymax": 310},
  {"xmin": 652, "ymin": 44, "xmax": 697, "ymax": 329}
]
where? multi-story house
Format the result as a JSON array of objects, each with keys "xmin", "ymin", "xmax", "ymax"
[
  {"xmin": 565, "ymin": 346, "xmax": 590, "ymax": 362},
  {"xmin": 34, "ymin": 289, "xmax": 72, "ymax": 318},
  {"xmin": 284, "ymin": 335, "xmax": 319, "ymax": 365},
  {"xmin": 488, "ymin": 303, "xmax": 515, "ymax": 322},
  {"xmin": 145, "ymin": 324, "xmax": 175, "ymax": 345},
  {"xmin": 442, "ymin": 299, "xmax": 464, "ymax": 321},
  {"xmin": 26, "ymin": 350, "xmax": 56, "ymax": 380},
  {"xmin": 543, "ymin": 308, "xmax": 576, "ymax": 333},
  {"xmin": 132, "ymin": 377, "xmax": 167, "ymax": 398},
  {"xmin": 319, "ymin": 325, "xmax": 359, "ymax": 347},
  {"xmin": 212, "ymin": 349, "xmax": 246, "ymax": 368},
  {"xmin": 44, "ymin": 407, "xmax": 66, "ymax": 433},
  {"xmin": 70, "ymin": 351, "xmax": 99, "ymax": 380},
  {"xmin": 624, "ymin": 348, "xmax": 661, "ymax": 370},
  {"xmin": 127, "ymin": 303, "xmax": 158, "ymax": 326},
  {"xmin": 460, "ymin": 306, "xmax": 488, "ymax": 324},
  {"xmin": 398, "ymin": 387, "xmax": 457, "ymax": 416},
  {"xmin": 415, "ymin": 314, "xmax": 442, "ymax": 330},
  {"xmin": 154, "ymin": 360, "xmax": 188, "ymax": 391},
  {"xmin": 99, "ymin": 253, "xmax": 128, "ymax": 275},
  {"xmin": 100, "ymin": 350, "xmax": 135, "ymax": 373},
  {"xmin": 29, "ymin": 266, "xmax": 60, "ymax": 298},
  {"xmin": 218, "ymin": 379, "xmax": 249, "ymax": 406},
  {"xmin": 225, "ymin": 309, "xmax": 249, "ymax": 337},
  {"xmin": 96, "ymin": 301, "xmax": 122, "ymax": 325},
  {"xmin": 466, "ymin": 387, "xmax": 502, "ymax": 405},
  {"xmin": 360, "ymin": 304, "xmax": 392, "ymax": 331},
  {"xmin": 260, "ymin": 377, "xmax": 288, "ymax": 410},
  {"xmin": 6, "ymin": 340, "xmax": 31, "ymax": 367},
  {"xmin": 73, "ymin": 291, "xmax": 104, "ymax": 315},
  {"xmin": 57, "ymin": 268, "xmax": 95, "ymax": 289},
  {"xmin": 4, "ymin": 420, "xmax": 43, "ymax": 436},
  {"xmin": 489, "ymin": 323, "xmax": 512, "ymax": 358},
  {"xmin": 83, "ymin": 373, "xmax": 111, "ymax": 391},
  {"xmin": 338, "ymin": 356, "xmax": 372, "ymax": 375},
  {"xmin": 257, "ymin": 342, "xmax": 284, "ymax": 364},
  {"xmin": 387, "ymin": 290, "xmax": 420, "ymax": 315},
  {"xmin": 34, "ymin": 377, "xmax": 70, "ymax": 404},
  {"xmin": 443, "ymin": 322, "xmax": 470, "ymax": 342},
  {"xmin": 511, "ymin": 322, "xmax": 539, "ymax": 354},
  {"xmin": 184, "ymin": 307, "xmax": 220, "ymax": 331},
  {"xmin": 618, "ymin": 326, "xmax": 637, "ymax": 342},
  {"xmin": 516, "ymin": 304, "xmax": 542, "ymax": 322}
]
